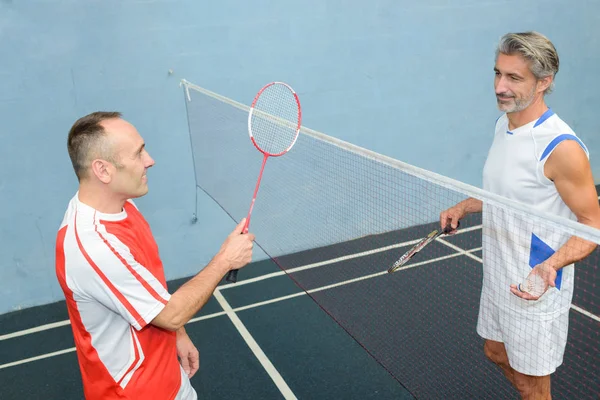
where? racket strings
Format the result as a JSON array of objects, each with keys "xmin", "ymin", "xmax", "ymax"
[{"xmin": 251, "ymin": 85, "xmax": 300, "ymax": 156}]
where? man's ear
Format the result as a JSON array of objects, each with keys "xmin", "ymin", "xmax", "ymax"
[
  {"xmin": 537, "ymin": 75, "xmax": 553, "ymax": 94},
  {"xmin": 90, "ymin": 159, "xmax": 113, "ymax": 184}
]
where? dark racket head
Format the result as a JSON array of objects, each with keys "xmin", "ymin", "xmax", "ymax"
[{"xmin": 387, "ymin": 222, "xmax": 458, "ymax": 274}]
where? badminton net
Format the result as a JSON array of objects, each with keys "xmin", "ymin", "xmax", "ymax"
[{"xmin": 181, "ymin": 79, "xmax": 600, "ymax": 400}]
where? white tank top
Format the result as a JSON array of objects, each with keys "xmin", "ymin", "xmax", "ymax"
[{"xmin": 481, "ymin": 108, "xmax": 588, "ymax": 316}]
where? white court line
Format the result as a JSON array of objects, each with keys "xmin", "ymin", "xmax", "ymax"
[
  {"xmin": 436, "ymin": 237, "xmax": 598, "ymax": 320},
  {"xmin": 0, "ymin": 320, "xmax": 71, "ymax": 341},
  {"xmin": 571, "ymin": 304, "xmax": 600, "ymax": 323},
  {"xmin": 0, "ymin": 312, "xmax": 229, "ymax": 370},
  {"xmin": 219, "ymin": 224, "xmax": 484, "ymax": 291},
  {"xmin": 212, "ymin": 289, "xmax": 297, "ymax": 400},
  {"xmin": 0, "ymin": 225, "xmax": 483, "ymax": 341},
  {"xmin": 233, "ymin": 292, "xmax": 306, "ymax": 313},
  {"xmin": 0, "ymin": 348, "xmax": 76, "ymax": 370},
  {"xmin": 7, "ymin": 221, "xmax": 600, "ymax": 337},
  {"xmin": 0, "ymin": 248, "xmax": 480, "ymax": 370},
  {"xmin": 188, "ymin": 311, "xmax": 227, "ymax": 324},
  {"xmin": 437, "ymin": 238, "xmax": 483, "ymax": 263},
  {"xmin": 3, "ymin": 224, "xmax": 599, "ymax": 369},
  {"xmin": 307, "ymin": 251, "xmax": 473, "ymax": 293}
]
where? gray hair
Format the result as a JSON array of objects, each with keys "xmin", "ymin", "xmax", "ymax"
[{"xmin": 496, "ymin": 31, "xmax": 560, "ymax": 95}]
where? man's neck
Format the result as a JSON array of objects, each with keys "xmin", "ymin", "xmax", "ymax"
[
  {"xmin": 506, "ymin": 96, "xmax": 549, "ymax": 131},
  {"xmin": 78, "ymin": 183, "xmax": 126, "ymax": 214}
]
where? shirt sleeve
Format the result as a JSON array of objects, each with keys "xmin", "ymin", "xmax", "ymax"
[{"xmin": 73, "ymin": 227, "xmax": 171, "ymax": 331}]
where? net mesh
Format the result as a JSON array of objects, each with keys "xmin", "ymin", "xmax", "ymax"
[{"xmin": 182, "ymin": 80, "xmax": 600, "ymax": 399}]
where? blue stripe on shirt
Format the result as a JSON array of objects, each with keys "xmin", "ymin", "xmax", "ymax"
[
  {"xmin": 533, "ymin": 108, "xmax": 555, "ymax": 128},
  {"xmin": 540, "ymin": 134, "xmax": 588, "ymax": 161}
]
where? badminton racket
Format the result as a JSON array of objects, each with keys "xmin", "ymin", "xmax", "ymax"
[
  {"xmin": 388, "ymin": 222, "xmax": 458, "ymax": 274},
  {"xmin": 225, "ymin": 82, "xmax": 302, "ymax": 283}
]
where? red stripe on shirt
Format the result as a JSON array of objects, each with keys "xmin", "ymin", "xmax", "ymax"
[
  {"xmin": 56, "ymin": 224, "xmax": 127, "ymax": 399},
  {"xmin": 74, "ymin": 211, "xmax": 146, "ymax": 327},
  {"xmin": 93, "ymin": 219, "xmax": 168, "ymax": 306}
]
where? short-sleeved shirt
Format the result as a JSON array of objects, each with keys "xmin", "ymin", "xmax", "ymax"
[
  {"xmin": 55, "ymin": 193, "xmax": 184, "ymax": 399},
  {"xmin": 481, "ymin": 109, "xmax": 588, "ymax": 316}
]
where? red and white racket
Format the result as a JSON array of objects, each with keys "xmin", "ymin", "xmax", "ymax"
[{"xmin": 226, "ymin": 82, "xmax": 302, "ymax": 283}]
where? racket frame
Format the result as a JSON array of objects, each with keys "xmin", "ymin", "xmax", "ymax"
[
  {"xmin": 387, "ymin": 223, "xmax": 457, "ymax": 274},
  {"xmin": 248, "ymin": 81, "xmax": 302, "ymax": 157}
]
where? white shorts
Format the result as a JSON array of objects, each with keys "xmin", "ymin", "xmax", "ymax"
[
  {"xmin": 476, "ymin": 293, "xmax": 570, "ymax": 376},
  {"xmin": 174, "ymin": 365, "xmax": 198, "ymax": 400}
]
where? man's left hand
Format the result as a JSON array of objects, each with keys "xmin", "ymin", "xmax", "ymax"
[
  {"xmin": 177, "ymin": 328, "xmax": 199, "ymax": 379},
  {"xmin": 510, "ymin": 263, "xmax": 557, "ymax": 300}
]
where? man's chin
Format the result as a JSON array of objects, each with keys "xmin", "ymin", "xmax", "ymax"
[
  {"xmin": 139, "ymin": 186, "xmax": 149, "ymax": 197},
  {"xmin": 131, "ymin": 186, "xmax": 149, "ymax": 199},
  {"xmin": 496, "ymin": 101, "xmax": 514, "ymax": 112}
]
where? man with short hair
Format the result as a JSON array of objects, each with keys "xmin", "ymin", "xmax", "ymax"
[
  {"xmin": 55, "ymin": 111, "xmax": 255, "ymax": 399},
  {"xmin": 440, "ymin": 32, "xmax": 600, "ymax": 399}
]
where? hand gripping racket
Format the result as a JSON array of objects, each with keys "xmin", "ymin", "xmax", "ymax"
[
  {"xmin": 387, "ymin": 222, "xmax": 459, "ymax": 274},
  {"xmin": 225, "ymin": 82, "xmax": 302, "ymax": 283}
]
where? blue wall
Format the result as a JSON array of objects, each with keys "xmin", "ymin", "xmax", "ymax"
[{"xmin": 1, "ymin": 0, "xmax": 599, "ymax": 314}]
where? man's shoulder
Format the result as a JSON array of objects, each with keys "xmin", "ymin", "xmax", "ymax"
[
  {"xmin": 534, "ymin": 110, "xmax": 576, "ymax": 135},
  {"xmin": 534, "ymin": 112, "xmax": 588, "ymax": 161},
  {"xmin": 57, "ymin": 193, "xmax": 80, "ymax": 230}
]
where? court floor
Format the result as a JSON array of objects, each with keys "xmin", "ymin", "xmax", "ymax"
[{"xmin": 1, "ymin": 196, "xmax": 599, "ymax": 399}]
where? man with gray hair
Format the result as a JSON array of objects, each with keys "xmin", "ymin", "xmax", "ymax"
[{"xmin": 440, "ymin": 32, "xmax": 600, "ymax": 399}]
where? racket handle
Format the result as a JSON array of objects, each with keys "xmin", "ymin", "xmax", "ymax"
[
  {"xmin": 224, "ymin": 222, "xmax": 250, "ymax": 284},
  {"xmin": 225, "ymin": 269, "xmax": 238, "ymax": 283},
  {"xmin": 443, "ymin": 221, "xmax": 460, "ymax": 233}
]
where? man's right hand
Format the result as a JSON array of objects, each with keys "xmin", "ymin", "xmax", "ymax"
[
  {"xmin": 440, "ymin": 204, "xmax": 465, "ymax": 234},
  {"xmin": 439, "ymin": 197, "xmax": 483, "ymax": 233},
  {"xmin": 218, "ymin": 218, "xmax": 255, "ymax": 271},
  {"xmin": 150, "ymin": 219, "xmax": 256, "ymax": 332}
]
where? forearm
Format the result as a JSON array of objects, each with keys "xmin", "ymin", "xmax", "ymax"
[
  {"xmin": 459, "ymin": 197, "xmax": 483, "ymax": 214},
  {"xmin": 540, "ymin": 141, "xmax": 600, "ymax": 271},
  {"xmin": 153, "ymin": 253, "xmax": 231, "ymax": 331},
  {"xmin": 542, "ymin": 236, "xmax": 598, "ymax": 271},
  {"xmin": 543, "ymin": 205, "xmax": 600, "ymax": 271}
]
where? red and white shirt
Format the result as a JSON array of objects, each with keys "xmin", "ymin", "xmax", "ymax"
[{"xmin": 55, "ymin": 193, "xmax": 194, "ymax": 399}]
